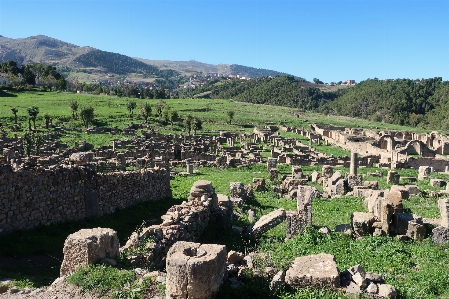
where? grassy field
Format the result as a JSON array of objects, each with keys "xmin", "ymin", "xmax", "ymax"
[{"xmin": 1, "ymin": 91, "xmax": 448, "ymax": 298}]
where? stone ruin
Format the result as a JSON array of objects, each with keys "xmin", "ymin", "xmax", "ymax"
[
  {"xmin": 60, "ymin": 227, "xmax": 120, "ymax": 276},
  {"xmin": 165, "ymin": 241, "xmax": 227, "ymax": 299}
]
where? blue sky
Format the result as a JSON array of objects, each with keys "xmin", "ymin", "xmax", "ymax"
[{"xmin": 1, "ymin": 0, "xmax": 448, "ymax": 83}]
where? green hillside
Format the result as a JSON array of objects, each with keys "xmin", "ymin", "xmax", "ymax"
[{"xmin": 74, "ymin": 49, "xmax": 179, "ymax": 78}]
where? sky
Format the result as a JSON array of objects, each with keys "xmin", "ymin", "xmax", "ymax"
[{"xmin": 1, "ymin": 0, "xmax": 448, "ymax": 83}]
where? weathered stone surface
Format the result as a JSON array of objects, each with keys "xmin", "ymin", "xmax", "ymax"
[
  {"xmin": 346, "ymin": 174, "xmax": 362, "ymax": 191},
  {"xmin": 366, "ymin": 282, "xmax": 378, "ymax": 294},
  {"xmin": 227, "ymin": 250, "xmax": 244, "ymax": 264},
  {"xmin": 311, "ymin": 171, "xmax": 319, "ymax": 183},
  {"xmin": 363, "ymin": 180, "xmax": 379, "ymax": 190},
  {"xmin": 285, "ymin": 253, "xmax": 340, "ymax": 290},
  {"xmin": 249, "ymin": 208, "xmax": 286, "ymax": 237},
  {"xmin": 335, "ymin": 224, "xmax": 352, "ymax": 234},
  {"xmin": 430, "ymin": 179, "xmax": 446, "ymax": 188},
  {"xmin": 390, "ymin": 185, "xmax": 410, "ymax": 200},
  {"xmin": 165, "ymin": 241, "xmax": 227, "ymax": 299},
  {"xmin": 406, "ymin": 220, "xmax": 426, "ymax": 241},
  {"xmin": 230, "ymin": 182, "xmax": 245, "ymax": 199},
  {"xmin": 386, "ymin": 171, "xmax": 400, "ymax": 185},
  {"xmin": 418, "ymin": 166, "xmax": 431, "ymax": 180},
  {"xmin": 60, "ymin": 228, "xmax": 119, "ymax": 277},
  {"xmin": 270, "ymin": 270, "xmax": 286, "ymax": 291},
  {"xmin": 252, "ymin": 178, "xmax": 266, "ymax": 191},
  {"xmin": 377, "ymin": 283, "xmax": 397, "ymax": 298},
  {"xmin": 322, "ymin": 165, "xmax": 333, "ymax": 178},
  {"xmin": 432, "ymin": 226, "xmax": 449, "ymax": 244},
  {"xmin": 438, "ymin": 198, "xmax": 449, "ymax": 228},
  {"xmin": 352, "ymin": 212, "xmax": 374, "ymax": 237}
]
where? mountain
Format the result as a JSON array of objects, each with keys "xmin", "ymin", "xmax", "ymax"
[{"xmin": 0, "ymin": 35, "xmax": 296, "ymax": 83}]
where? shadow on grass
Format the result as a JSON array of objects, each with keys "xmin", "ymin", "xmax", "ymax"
[
  {"xmin": 0, "ymin": 196, "xmax": 181, "ymax": 287},
  {"xmin": 0, "ymin": 89, "xmax": 18, "ymax": 97}
]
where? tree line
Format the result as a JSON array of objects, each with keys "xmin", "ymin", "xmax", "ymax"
[
  {"xmin": 0, "ymin": 60, "xmax": 67, "ymax": 90},
  {"xmin": 186, "ymin": 75, "xmax": 449, "ymax": 131}
]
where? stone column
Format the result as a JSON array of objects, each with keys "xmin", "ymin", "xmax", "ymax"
[
  {"xmin": 350, "ymin": 152, "xmax": 358, "ymax": 175},
  {"xmin": 438, "ymin": 198, "xmax": 449, "ymax": 228}
]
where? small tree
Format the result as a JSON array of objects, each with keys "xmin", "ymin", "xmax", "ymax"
[
  {"xmin": 156, "ymin": 100, "xmax": 166, "ymax": 117},
  {"xmin": 11, "ymin": 107, "xmax": 18, "ymax": 125},
  {"xmin": 162, "ymin": 105, "xmax": 171, "ymax": 124},
  {"xmin": 192, "ymin": 117, "xmax": 202, "ymax": 135},
  {"xmin": 69, "ymin": 100, "xmax": 78, "ymax": 119},
  {"xmin": 140, "ymin": 102, "xmax": 152, "ymax": 123},
  {"xmin": 183, "ymin": 114, "xmax": 193, "ymax": 135},
  {"xmin": 126, "ymin": 101, "xmax": 137, "ymax": 116},
  {"xmin": 22, "ymin": 131, "xmax": 44, "ymax": 156},
  {"xmin": 44, "ymin": 113, "xmax": 51, "ymax": 129},
  {"xmin": 168, "ymin": 109, "xmax": 178, "ymax": 127},
  {"xmin": 80, "ymin": 106, "xmax": 95, "ymax": 128},
  {"xmin": 227, "ymin": 110, "xmax": 235, "ymax": 125},
  {"xmin": 26, "ymin": 106, "xmax": 39, "ymax": 130}
]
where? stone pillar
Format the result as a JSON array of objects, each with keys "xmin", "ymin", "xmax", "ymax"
[
  {"xmin": 350, "ymin": 152, "xmax": 358, "ymax": 175},
  {"xmin": 438, "ymin": 198, "xmax": 449, "ymax": 228},
  {"xmin": 112, "ymin": 140, "xmax": 116, "ymax": 151},
  {"xmin": 187, "ymin": 164, "xmax": 194, "ymax": 174},
  {"xmin": 116, "ymin": 153, "xmax": 126, "ymax": 171},
  {"xmin": 165, "ymin": 241, "xmax": 226, "ymax": 299},
  {"xmin": 267, "ymin": 157, "xmax": 277, "ymax": 172}
]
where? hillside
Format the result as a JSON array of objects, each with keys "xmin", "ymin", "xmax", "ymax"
[{"xmin": 0, "ymin": 35, "xmax": 295, "ymax": 83}]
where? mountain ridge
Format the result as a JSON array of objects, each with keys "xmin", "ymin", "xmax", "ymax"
[{"xmin": 0, "ymin": 35, "xmax": 295, "ymax": 82}]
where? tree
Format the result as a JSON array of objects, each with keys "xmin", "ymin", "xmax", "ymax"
[
  {"xmin": 44, "ymin": 113, "xmax": 51, "ymax": 129},
  {"xmin": 313, "ymin": 78, "xmax": 324, "ymax": 84},
  {"xmin": 126, "ymin": 101, "xmax": 137, "ymax": 116},
  {"xmin": 227, "ymin": 110, "xmax": 235, "ymax": 124},
  {"xmin": 183, "ymin": 114, "xmax": 193, "ymax": 135},
  {"xmin": 156, "ymin": 100, "xmax": 166, "ymax": 117},
  {"xmin": 192, "ymin": 117, "xmax": 202, "ymax": 135},
  {"xmin": 168, "ymin": 109, "xmax": 178, "ymax": 126},
  {"xmin": 11, "ymin": 107, "xmax": 18, "ymax": 125},
  {"xmin": 140, "ymin": 102, "xmax": 152, "ymax": 123},
  {"xmin": 22, "ymin": 131, "xmax": 44, "ymax": 157},
  {"xmin": 26, "ymin": 106, "xmax": 39, "ymax": 130},
  {"xmin": 80, "ymin": 106, "xmax": 95, "ymax": 128},
  {"xmin": 69, "ymin": 100, "xmax": 78, "ymax": 119}
]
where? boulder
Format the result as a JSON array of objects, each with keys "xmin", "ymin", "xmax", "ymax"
[
  {"xmin": 60, "ymin": 228, "xmax": 119, "ymax": 277},
  {"xmin": 285, "ymin": 253, "xmax": 339, "ymax": 290}
]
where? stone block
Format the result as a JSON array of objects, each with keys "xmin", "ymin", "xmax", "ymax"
[
  {"xmin": 438, "ymin": 198, "xmax": 449, "ymax": 228},
  {"xmin": 60, "ymin": 228, "xmax": 119, "ymax": 277},
  {"xmin": 346, "ymin": 175, "xmax": 362, "ymax": 191},
  {"xmin": 286, "ymin": 211, "xmax": 304, "ymax": 239},
  {"xmin": 249, "ymin": 208, "xmax": 286, "ymax": 237},
  {"xmin": 390, "ymin": 185, "xmax": 410, "ymax": 200},
  {"xmin": 165, "ymin": 241, "xmax": 227, "ymax": 299},
  {"xmin": 418, "ymin": 166, "xmax": 431, "ymax": 180},
  {"xmin": 252, "ymin": 178, "xmax": 266, "ymax": 191},
  {"xmin": 406, "ymin": 221, "xmax": 426, "ymax": 241},
  {"xmin": 432, "ymin": 226, "xmax": 449, "ymax": 244},
  {"xmin": 363, "ymin": 180, "xmax": 379, "ymax": 189},
  {"xmin": 285, "ymin": 253, "xmax": 340, "ymax": 290},
  {"xmin": 404, "ymin": 185, "xmax": 420, "ymax": 196},
  {"xmin": 377, "ymin": 284, "xmax": 397, "ymax": 298},
  {"xmin": 430, "ymin": 179, "xmax": 446, "ymax": 188},
  {"xmin": 230, "ymin": 182, "xmax": 245, "ymax": 199},
  {"xmin": 311, "ymin": 171, "xmax": 319, "ymax": 183},
  {"xmin": 386, "ymin": 171, "xmax": 400, "ymax": 185},
  {"xmin": 384, "ymin": 191, "xmax": 404, "ymax": 214},
  {"xmin": 352, "ymin": 212, "xmax": 374, "ymax": 237},
  {"xmin": 321, "ymin": 165, "xmax": 333, "ymax": 178}
]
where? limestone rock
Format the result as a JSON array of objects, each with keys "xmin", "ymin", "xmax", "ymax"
[
  {"xmin": 60, "ymin": 228, "xmax": 119, "ymax": 277},
  {"xmin": 165, "ymin": 241, "xmax": 227, "ymax": 299},
  {"xmin": 285, "ymin": 253, "xmax": 340, "ymax": 290}
]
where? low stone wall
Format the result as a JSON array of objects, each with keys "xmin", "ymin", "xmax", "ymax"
[{"xmin": 0, "ymin": 164, "xmax": 171, "ymax": 233}]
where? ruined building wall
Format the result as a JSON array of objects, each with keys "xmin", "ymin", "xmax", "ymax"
[{"xmin": 0, "ymin": 165, "xmax": 171, "ymax": 233}]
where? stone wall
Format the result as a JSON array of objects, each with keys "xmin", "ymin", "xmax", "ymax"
[{"xmin": 0, "ymin": 164, "xmax": 171, "ymax": 233}]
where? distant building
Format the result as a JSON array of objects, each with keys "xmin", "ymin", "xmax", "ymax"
[
  {"xmin": 342, "ymin": 80, "xmax": 356, "ymax": 85},
  {"xmin": 0, "ymin": 73, "xmax": 10, "ymax": 85}
]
